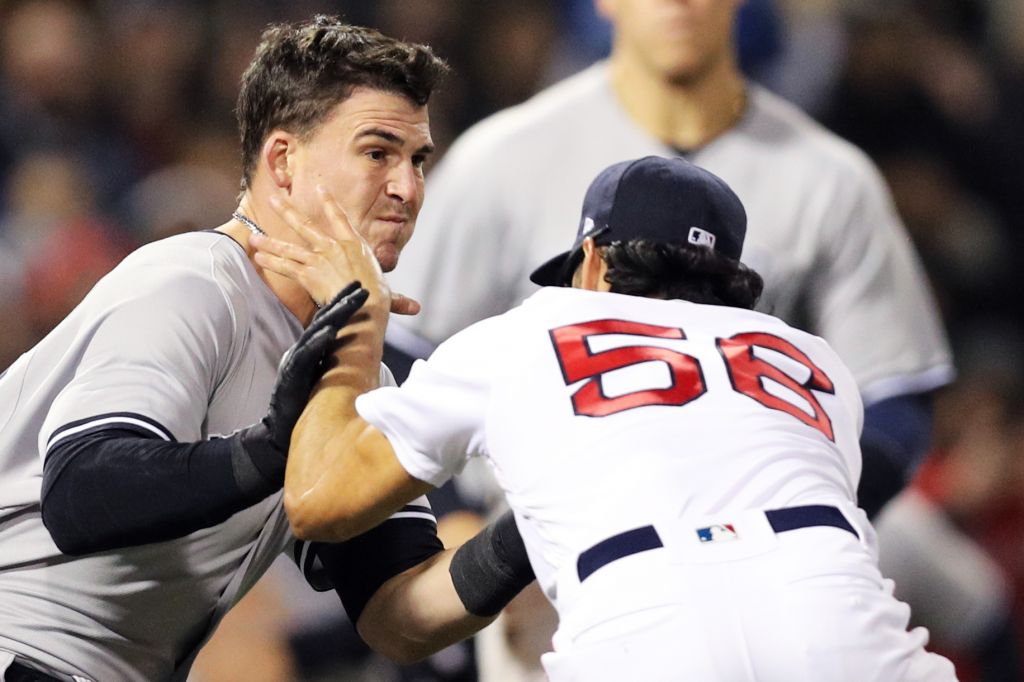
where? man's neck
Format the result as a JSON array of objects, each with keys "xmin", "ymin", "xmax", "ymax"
[
  {"xmin": 607, "ymin": 50, "xmax": 746, "ymax": 151},
  {"xmin": 217, "ymin": 193, "xmax": 318, "ymax": 326}
]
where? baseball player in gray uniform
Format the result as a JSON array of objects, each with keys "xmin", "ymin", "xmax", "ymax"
[
  {"xmin": 0, "ymin": 18, "xmax": 533, "ymax": 682},
  {"xmin": 389, "ymin": 0, "xmax": 953, "ymax": 519}
]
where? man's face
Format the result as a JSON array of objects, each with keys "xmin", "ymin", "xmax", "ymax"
[
  {"xmin": 598, "ymin": 0, "xmax": 741, "ymax": 83},
  {"xmin": 290, "ymin": 87, "xmax": 433, "ymax": 272}
]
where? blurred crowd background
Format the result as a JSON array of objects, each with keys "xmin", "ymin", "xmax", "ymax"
[{"xmin": 2, "ymin": 0, "xmax": 1024, "ymax": 680}]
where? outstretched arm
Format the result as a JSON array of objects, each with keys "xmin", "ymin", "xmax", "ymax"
[
  {"xmin": 356, "ymin": 546, "xmax": 493, "ymax": 663},
  {"xmin": 312, "ymin": 509, "xmax": 535, "ymax": 664}
]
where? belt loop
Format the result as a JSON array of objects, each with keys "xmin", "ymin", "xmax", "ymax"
[
  {"xmin": 577, "ymin": 525, "xmax": 662, "ymax": 582},
  {"xmin": 765, "ymin": 505, "xmax": 858, "ymax": 539}
]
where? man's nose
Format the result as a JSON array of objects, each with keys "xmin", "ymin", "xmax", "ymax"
[{"xmin": 386, "ymin": 162, "xmax": 420, "ymax": 204}]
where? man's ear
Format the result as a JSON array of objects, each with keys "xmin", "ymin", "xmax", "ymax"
[
  {"xmin": 594, "ymin": 0, "xmax": 615, "ymax": 21},
  {"xmin": 262, "ymin": 131, "xmax": 296, "ymax": 191},
  {"xmin": 578, "ymin": 237, "xmax": 608, "ymax": 291}
]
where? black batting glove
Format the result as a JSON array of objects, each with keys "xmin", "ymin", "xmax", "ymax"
[{"xmin": 231, "ymin": 282, "xmax": 369, "ymax": 496}]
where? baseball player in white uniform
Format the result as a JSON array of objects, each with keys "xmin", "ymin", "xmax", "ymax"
[
  {"xmin": 0, "ymin": 18, "xmax": 535, "ymax": 682},
  {"xmin": 389, "ymin": 0, "xmax": 953, "ymax": 519},
  {"xmin": 258, "ymin": 156, "xmax": 959, "ymax": 681}
]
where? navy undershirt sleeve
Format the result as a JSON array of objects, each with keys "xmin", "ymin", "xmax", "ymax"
[
  {"xmin": 858, "ymin": 392, "xmax": 935, "ymax": 518},
  {"xmin": 41, "ymin": 427, "xmax": 280, "ymax": 555},
  {"xmin": 311, "ymin": 517, "xmax": 444, "ymax": 627}
]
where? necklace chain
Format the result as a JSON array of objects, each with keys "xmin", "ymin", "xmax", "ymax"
[
  {"xmin": 233, "ymin": 210, "xmax": 323, "ymax": 310},
  {"xmin": 232, "ymin": 211, "xmax": 266, "ymax": 236}
]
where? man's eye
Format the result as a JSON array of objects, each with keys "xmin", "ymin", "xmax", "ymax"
[
  {"xmin": 412, "ymin": 155, "xmax": 427, "ymax": 168},
  {"xmin": 367, "ymin": 150, "xmax": 386, "ymax": 161}
]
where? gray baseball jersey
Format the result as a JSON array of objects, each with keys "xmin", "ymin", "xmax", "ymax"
[
  {"xmin": 0, "ymin": 231, "xmax": 412, "ymax": 682},
  {"xmin": 391, "ymin": 62, "xmax": 953, "ymax": 405}
]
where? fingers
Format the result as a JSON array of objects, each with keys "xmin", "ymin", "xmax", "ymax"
[
  {"xmin": 250, "ymin": 234, "xmax": 313, "ymax": 265},
  {"xmin": 266, "ymin": 187, "xmax": 362, "ymax": 255},
  {"xmin": 252, "ymin": 232, "xmax": 359, "ymax": 308},
  {"xmin": 249, "ymin": 191, "xmax": 387, "ymax": 314},
  {"xmin": 268, "ymin": 193, "xmax": 323, "ymax": 248},
  {"xmin": 389, "ymin": 293, "xmax": 421, "ymax": 316},
  {"xmin": 253, "ymin": 250, "xmax": 305, "ymax": 281},
  {"xmin": 254, "ymin": 250, "xmax": 336, "ymax": 308},
  {"xmin": 317, "ymin": 185, "xmax": 363, "ymax": 246},
  {"xmin": 261, "ymin": 190, "xmax": 379, "ymax": 278}
]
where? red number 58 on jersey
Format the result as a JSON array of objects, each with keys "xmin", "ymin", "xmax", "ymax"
[{"xmin": 549, "ymin": 319, "xmax": 836, "ymax": 441}]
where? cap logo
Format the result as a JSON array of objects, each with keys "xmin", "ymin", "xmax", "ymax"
[
  {"xmin": 581, "ymin": 217, "xmax": 596, "ymax": 235},
  {"xmin": 688, "ymin": 226, "xmax": 716, "ymax": 250}
]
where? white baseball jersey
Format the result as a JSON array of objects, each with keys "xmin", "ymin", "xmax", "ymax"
[
  {"xmin": 358, "ymin": 288, "xmax": 958, "ymax": 681},
  {"xmin": 0, "ymin": 231, "xmax": 413, "ymax": 682},
  {"xmin": 360, "ymin": 287, "xmax": 863, "ymax": 600},
  {"xmin": 391, "ymin": 61, "xmax": 953, "ymax": 405}
]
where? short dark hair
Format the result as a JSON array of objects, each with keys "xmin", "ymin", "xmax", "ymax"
[
  {"xmin": 236, "ymin": 16, "xmax": 448, "ymax": 191},
  {"xmin": 601, "ymin": 240, "xmax": 764, "ymax": 310}
]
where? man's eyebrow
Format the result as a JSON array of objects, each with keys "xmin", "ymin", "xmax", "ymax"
[
  {"xmin": 356, "ymin": 128, "xmax": 434, "ymax": 155},
  {"xmin": 356, "ymin": 128, "xmax": 403, "ymax": 145}
]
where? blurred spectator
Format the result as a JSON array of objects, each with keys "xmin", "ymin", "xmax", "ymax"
[
  {"xmin": 0, "ymin": 243, "xmax": 31, "ymax": 370},
  {"xmin": 120, "ymin": 127, "xmax": 239, "ymax": 242},
  {"xmin": 460, "ymin": 0, "xmax": 559, "ymax": 125},
  {"xmin": 101, "ymin": 2, "xmax": 206, "ymax": 172},
  {"xmin": 0, "ymin": 149, "xmax": 127, "ymax": 363},
  {"xmin": 878, "ymin": 375, "xmax": 1024, "ymax": 682},
  {"xmin": 1, "ymin": 150, "xmax": 95, "ymax": 251},
  {"xmin": 880, "ymin": 149, "xmax": 1012, "ymax": 327},
  {"xmin": 202, "ymin": 3, "xmax": 278, "ymax": 134},
  {"xmin": 122, "ymin": 163, "xmax": 237, "ymax": 242},
  {"xmin": 21, "ymin": 217, "xmax": 130, "ymax": 339},
  {"xmin": 823, "ymin": 2, "xmax": 1024, "ymax": 327},
  {"xmin": 0, "ymin": 0, "xmax": 140, "ymax": 212}
]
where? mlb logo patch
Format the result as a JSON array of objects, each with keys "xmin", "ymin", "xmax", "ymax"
[
  {"xmin": 688, "ymin": 226, "xmax": 716, "ymax": 249},
  {"xmin": 696, "ymin": 523, "xmax": 738, "ymax": 543}
]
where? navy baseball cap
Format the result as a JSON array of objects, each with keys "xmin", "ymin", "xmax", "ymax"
[{"xmin": 529, "ymin": 156, "xmax": 747, "ymax": 286}]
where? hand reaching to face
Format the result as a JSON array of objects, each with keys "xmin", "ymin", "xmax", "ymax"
[{"xmin": 251, "ymin": 186, "xmax": 421, "ymax": 317}]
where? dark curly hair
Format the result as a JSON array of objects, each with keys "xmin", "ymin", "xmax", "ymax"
[
  {"xmin": 601, "ymin": 240, "xmax": 764, "ymax": 310},
  {"xmin": 236, "ymin": 16, "xmax": 449, "ymax": 191}
]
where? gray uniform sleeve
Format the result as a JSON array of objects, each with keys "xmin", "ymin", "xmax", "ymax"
[
  {"xmin": 40, "ymin": 263, "xmax": 236, "ymax": 452},
  {"xmin": 809, "ymin": 157, "xmax": 953, "ymax": 404}
]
